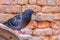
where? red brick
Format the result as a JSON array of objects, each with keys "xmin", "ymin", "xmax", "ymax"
[
  {"xmin": 54, "ymin": 13, "xmax": 60, "ymax": 20},
  {"xmin": 50, "ymin": 21, "xmax": 60, "ymax": 29},
  {"xmin": 22, "ymin": 5, "xmax": 41, "ymax": 13},
  {"xmin": 57, "ymin": 0, "xmax": 60, "ymax": 5},
  {"xmin": 11, "ymin": 5, "xmax": 22, "ymax": 13},
  {"xmin": 4, "ymin": 5, "xmax": 12, "ymax": 13},
  {"xmin": 37, "ymin": 22, "xmax": 50, "ymax": 29},
  {"xmin": 17, "ymin": 0, "xmax": 28, "ymax": 5},
  {"xmin": 0, "ymin": 5, "xmax": 5, "ymax": 12},
  {"xmin": 46, "ymin": 0, "xmax": 57, "ymax": 6},
  {"xmin": 5, "ymin": 5, "xmax": 22, "ymax": 13},
  {"xmin": 9, "ymin": 0, "xmax": 17, "ymax": 4},
  {"xmin": 36, "ymin": 13, "xmax": 54, "ymax": 21},
  {"xmin": 0, "ymin": 0, "xmax": 17, "ymax": 4},
  {"xmin": 0, "ymin": 0, "xmax": 5, "ymax": 4},
  {"xmin": 0, "ymin": 5, "xmax": 12, "ymax": 13},
  {"xmin": 4, "ymin": 0, "xmax": 11, "ymax": 4},
  {"xmin": 50, "ymin": 35, "xmax": 58, "ymax": 40},
  {"xmin": 58, "ymin": 6, "xmax": 60, "ymax": 12},
  {"xmin": 32, "ymin": 36, "xmax": 49, "ymax": 40},
  {"xmin": 50, "ymin": 35, "xmax": 60, "ymax": 40},
  {"xmin": 32, "ymin": 36, "xmax": 43, "ymax": 40},
  {"xmin": 37, "ymin": 0, "xmax": 47, "ymax": 5},
  {"xmin": 29, "ymin": 0, "xmax": 37, "ymax": 4},
  {"xmin": 53, "ymin": 29, "xmax": 60, "ymax": 35},
  {"xmin": 26, "ymin": 21, "xmax": 37, "ymax": 29},
  {"xmin": 58, "ymin": 35, "xmax": 60, "ymax": 40},
  {"xmin": 0, "ymin": 13, "xmax": 16, "ymax": 23},
  {"xmin": 42, "ymin": 6, "xmax": 58, "ymax": 13},
  {"xmin": 33, "ymin": 28, "xmax": 52, "ymax": 36}
]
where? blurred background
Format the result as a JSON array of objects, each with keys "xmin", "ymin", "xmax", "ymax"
[{"xmin": 0, "ymin": 0, "xmax": 60, "ymax": 40}]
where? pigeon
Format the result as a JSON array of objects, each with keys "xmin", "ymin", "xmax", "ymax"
[{"xmin": 3, "ymin": 9, "xmax": 34, "ymax": 30}]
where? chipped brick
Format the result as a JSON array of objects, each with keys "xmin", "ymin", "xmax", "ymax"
[
  {"xmin": 17, "ymin": 0, "xmax": 28, "ymax": 5},
  {"xmin": 42, "ymin": 6, "xmax": 58, "ymax": 13},
  {"xmin": 37, "ymin": 22, "xmax": 50, "ymax": 29},
  {"xmin": 33, "ymin": 28, "xmax": 52, "ymax": 36},
  {"xmin": 46, "ymin": 0, "xmax": 57, "ymax": 6},
  {"xmin": 29, "ymin": 0, "xmax": 37, "ymax": 4},
  {"xmin": 36, "ymin": 13, "xmax": 54, "ymax": 21}
]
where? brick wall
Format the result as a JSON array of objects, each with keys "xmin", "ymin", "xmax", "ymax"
[{"xmin": 0, "ymin": 0, "xmax": 60, "ymax": 40}]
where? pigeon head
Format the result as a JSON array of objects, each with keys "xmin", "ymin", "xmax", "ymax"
[{"xmin": 24, "ymin": 9, "xmax": 34, "ymax": 15}]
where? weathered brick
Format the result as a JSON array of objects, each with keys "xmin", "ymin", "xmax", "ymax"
[
  {"xmin": 33, "ymin": 28, "xmax": 52, "ymax": 36},
  {"xmin": 22, "ymin": 5, "xmax": 41, "ymax": 12},
  {"xmin": 57, "ymin": 0, "xmax": 60, "ymax": 5},
  {"xmin": 54, "ymin": 13, "xmax": 60, "ymax": 20},
  {"xmin": 36, "ymin": 13, "xmax": 54, "ymax": 21},
  {"xmin": 5, "ymin": 5, "xmax": 22, "ymax": 13},
  {"xmin": 0, "ymin": 5, "xmax": 16, "ymax": 13},
  {"xmin": 58, "ymin": 6, "xmax": 60, "ymax": 12},
  {"xmin": 46, "ymin": 0, "xmax": 57, "ymax": 6},
  {"xmin": 50, "ymin": 35, "xmax": 58, "ymax": 40},
  {"xmin": 0, "ymin": 13, "xmax": 16, "ymax": 23},
  {"xmin": 0, "ymin": 0, "xmax": 5, "ymax": 4},
  {"xmin": 9, "ymin": 0, "xmax": 17, "ymax": 4},
  {"xmin": 11, "ymin": 5, "xmax": 22, "ymax": 13},
  {"xmin": 17, "ymin": 0, "xmax": 28, "ymax": 5},
  {"xmin": 4, "ymin": 0, "xmax": 11, "ymax": 4},
  {"xmin": 0, "ymin": 0, "xmax": 17, "ymax": 4},
  {"xmin": 50, "ymin": 35, "xmax": 60, "ymax": 40},
  {"xmin": 29, "ymin": 0, "xmax": 37, "ymax": 4},
  {"xmin": 4, "ymin": 5, "xmax": 12, "ymax": 13},
  {"xmin": 32, "ymin": 36, "xmax": 43, "ymax": 40},
  {"xmin": 0, "ymin": 5, "xmax": 5, "ymax": 12},
  {"xmin": 31, "ymin": 14, "xmax": 36, "ymax": 21},
  {"xmin": 50, "ymin": 21, "xmax": 60, "ymax": 29},
  {"xmin": 58, "ymin": 34, "xmax": 60, "ymax": 40},
  {"xmin": 26, "ymin": 21, "xmax": 37, "ymax": 29},
  {"xmin": 42, "ymin": 6, "xmax": 58, "ymax": 13},
  {"xmin": 21, "ymin": 28, "xmax": 33, "ymax": 35},
  {"xmin": 37, "ymin": 22, "xmax": 50, "ymax": 29},
  {"xmin": 37, "ymin": 0, "xmax": 47, "ymax": 5},
  {"xmin": 32, "ymin": 36, "xmax": 49, "ymax": 40},
  {"xmin": 53, "ymin": 29, "xmax": 60, "ymax": 35}
]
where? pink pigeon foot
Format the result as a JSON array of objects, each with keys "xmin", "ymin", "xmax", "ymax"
[{"xmin": 18, "ymin": 31, "xmax": 25, "ymax": 34}]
